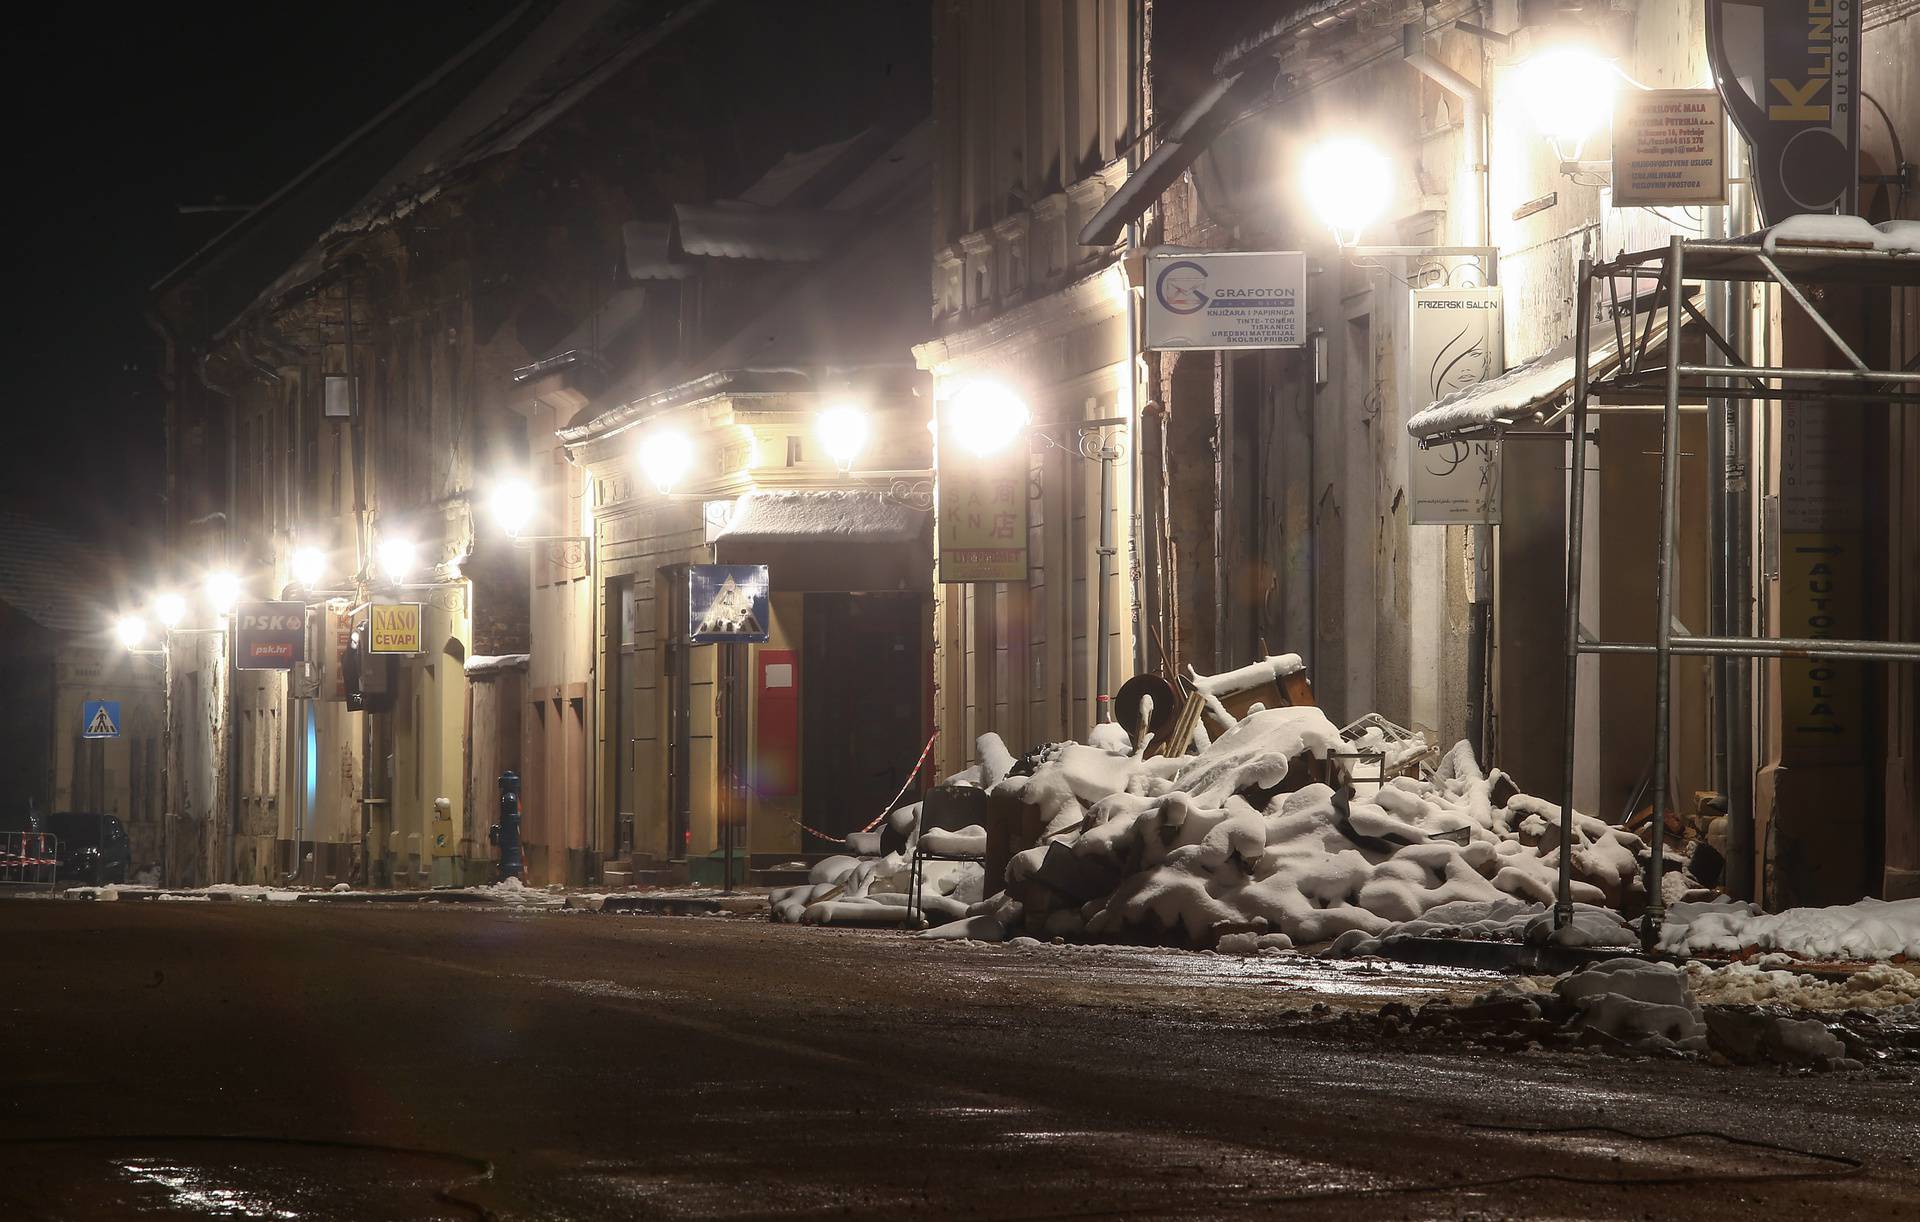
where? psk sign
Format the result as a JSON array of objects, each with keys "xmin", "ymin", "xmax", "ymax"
[
  {"xmin": 83, "ymin": 700, "xmax": 121, "ymax": 740},
  {"xmin": 689, "ymin": 564, "xmax": 770, "ymax": 644},
  {"xmin": 1144, "ymin": 250, "xmax": 1307, "ymax": 350},
  {"xmin": 237, "ymin": 601, "xmax": 307, "ymax": 671}
]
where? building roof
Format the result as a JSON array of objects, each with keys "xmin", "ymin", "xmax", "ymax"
[{"xmin": 0, "ymin": 515, "xmax": 105, "ymax": 635}]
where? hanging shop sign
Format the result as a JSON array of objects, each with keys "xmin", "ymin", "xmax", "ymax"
[
  {"xmin": 1144, "ymin": 250, "xmax": 1306, "ymax": 350},
  {"xmin": 236, "ymin": 601, "xmax": 307, "ymax": 670},
  {"xmin": 936, "ymin": 425, "xmax": 1028, "ymax": 583},
  {"xmin": 368, "ymin": 601, "xmax": 424, "ymax": 655},
  {"xmin": 689, "ymin": 564, "xmax": 770, "ymax": 644},
  {"xmin": 1409, "ymin": 288, "xmax": 1503, "ymax": 525},
  {"xmin": 1706, "ymin": 0, "xmax": 1861, "ymax": 225},
  {"xmin": 1612, "ymin": 88, "xmax": 1728, "ymax": 207}
]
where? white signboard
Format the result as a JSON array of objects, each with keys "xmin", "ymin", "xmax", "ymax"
[
  {"xmin": 1612, "ymin": 88, "xmax": 1727, "ymax": 208},
  {"xmin": 1144, "ymin": 250, "xmax": 1306, "ymax": 350},
  {"xmin": 1410, "ymin": 288, "xmax": 1503, "ymax": 525}
]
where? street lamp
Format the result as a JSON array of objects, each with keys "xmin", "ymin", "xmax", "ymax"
[
  {"xmin": 378, "ymin": 536, "xmax": 418, "ymax": 583},
  {"xmin": 1513, "ymin": 46, "xmax": 1618, "ymax": 159},
  {"xmin": 1301, "ymin": 137, "xmax": 1393, "ymax": 247},
  {"xmin": 637, "ymin": 429, "xmax": 694, "ymax": 495},
  {"xmin": 816, "ymin": 404, "xmax": 871, "ymax": 473},
  {"xmin": 205, "ymin": 570, "xmax": 241, "ymax": 617},
  {"xmin": 115, "ymin": 614, "xmax": 148, "ymax": 650},
  {"xmin": 947, "ymin": 382, "xmax": 1030, "ymax": 456},
  {"xmin": 489, "ymin": 478, "xmax": 537, "ymax": 538},
  {"xmin": 290, "ymin": 546, "xmax": 327, "ymax": 590},
  {"xmin": 153, "ymin": 591, "xmax": 187, "ymax": 630}
]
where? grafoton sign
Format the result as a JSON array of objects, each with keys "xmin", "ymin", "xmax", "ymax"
[
  {"xmin": 1707, "ymin": 0, "xmax": 1861, "ymax": 224},
  {"xmin": 236, "ymin": 602, "xmax": 306, "ymax": 671}
]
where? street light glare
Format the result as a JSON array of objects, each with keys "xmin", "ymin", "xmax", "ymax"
[
  {"xmin": 291, "ymin": 546, "xmax": 327, "ymax": 589},
  {"xmin": 490, "ymin": 479, "xmax": 537, "ymax": 537},
  {"xmin": 380, "ymin": 536, "xmax": 418, "ymax": 583},
  {"xmin": 1301, "ymin": 137, "xmax": 1392, "ymax": 246},
  {"xmin": 816, "ymin": 404, "xmax": 871, "ymax": 472},
  {"xmin": 947, "ymin": 382, "xmax": 1030, "ymax": 456},
  {"xmin": 153, "ymin": 591, "xmax": 187, "ymax": 629},
  {"xmin": 115, "ymin": 615, "xmax": 148, "ymax": 649},
  {"xmin": 205, "ymin": 570, "xmax": 241, "ymax": 615},
  {"xmin": 638, "ymin": 429, "xmax": 694, "ymax": 495},
  {"xmin": 1513, "ymin": 47, "xmax": 1617, "ymax": 154}
]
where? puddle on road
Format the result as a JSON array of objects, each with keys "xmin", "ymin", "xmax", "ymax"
[
  {"xmin": 931, "ymin": 939, "xmax": 1505, "ymax": 1004},
  {"xmin": 0, "ymin": 1139, "xmax": 484, "ymax": 1221}
]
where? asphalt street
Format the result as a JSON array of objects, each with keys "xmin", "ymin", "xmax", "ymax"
[{"xmin": 2, "ymin": 897, "xmax": 1915, "ymax": 1220}]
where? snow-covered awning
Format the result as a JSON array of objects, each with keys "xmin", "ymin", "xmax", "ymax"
[
  {"xmin": 1405, "ymin": 332, "xmax": 1615, "ymax": 443},
  {"xmin": 674, "ymin": 202, "xmax": 849, "ymax": 262},
  {"xmin": 709, "ymin": 490, "xmax": 926, "ymax": 543}
]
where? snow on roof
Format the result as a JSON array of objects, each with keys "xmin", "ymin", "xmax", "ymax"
[
  {"xmin": 622, "ymin": 221, "xmax": 692, "ymax": 280},
  {"xmin": 1757, "ymin": 214, "xmax": 1920, "ymax": 254},
  {"xmin": 674, "ymin": 202, "xmax": 849, "ymax": 262},
  {"xmin": 1407, "ymin": 326, "xmax": 1628, "ymax": 441},
  {"xmin": 711, "ymin": 490, "xmax": 926, "ymax": 543},
  {"xmin": 466, "ymin": 653, "xmax": 530, "ymax": 676}
]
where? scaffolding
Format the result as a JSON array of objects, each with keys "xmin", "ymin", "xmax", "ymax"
[{"xmin": 1555, "ymin": 234, "xmax": 1920, "ymax": 950}]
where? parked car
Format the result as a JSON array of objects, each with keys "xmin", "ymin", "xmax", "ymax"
[{"xmin": 46, "ymin": 813, "xmax": 130, "ymax": 885}]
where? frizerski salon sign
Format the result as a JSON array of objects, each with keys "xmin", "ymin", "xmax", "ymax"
[
  {"xmin": 1409, "ymin": 289, "xmax": 1503, "ymax": 526},
  {"xmin": 1707, "ymin": 0, "xmax": 1861, "ymax": 224}
]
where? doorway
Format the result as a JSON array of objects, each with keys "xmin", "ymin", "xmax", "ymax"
[{"xmin": 800, "ymin": 592, "xmax": 927, "ymax": 850}]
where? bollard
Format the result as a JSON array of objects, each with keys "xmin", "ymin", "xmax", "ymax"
[{"xmin": 490, "ymin": 770, "xmax": 524, "ymax": 881}]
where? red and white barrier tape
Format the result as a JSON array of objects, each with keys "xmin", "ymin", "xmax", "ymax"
[{"xmin": 792, "ymin": 731, "xmax": 939, "ymax": 845}]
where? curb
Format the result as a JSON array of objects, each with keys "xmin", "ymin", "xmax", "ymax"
[{"xmin": 572, "ymin": 893, "xmax": 768, "ymax": 917}]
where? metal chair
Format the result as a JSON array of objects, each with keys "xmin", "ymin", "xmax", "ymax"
[{"xmin": 906, "ymin": 783, "xmax": 991, "ymax": 928}]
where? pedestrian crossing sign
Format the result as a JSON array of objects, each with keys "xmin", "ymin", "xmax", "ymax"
[{"xmin": 83, "ymin": 700, "xmax": 121, "ymax": 740}]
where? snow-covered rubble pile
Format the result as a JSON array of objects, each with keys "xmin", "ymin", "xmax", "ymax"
[
  {"xmin": 1687, "ymin": 958, "xmax": 1920, "ymax": 1011},
  {"xmin": 929, "ymin": 707, "xmax": 1644, "ymax": 948},
  {"xmin": 1659, "ymin": 895, "xmax": 1920, "ymax": 962},
  {"xmin": 768, "ymin": 804, "xmax": 985, "ymax": 927}
]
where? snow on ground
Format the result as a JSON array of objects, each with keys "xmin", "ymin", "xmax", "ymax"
[
  {"xmin": 1659, "ymin": 895, "xmax": 1920, "ymax": 961},
  {"xmin": 63, "ymin": 878, "xmax": 570, "ymax": 907}
]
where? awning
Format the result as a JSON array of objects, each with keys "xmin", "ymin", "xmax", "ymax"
[
  {"xmin": 622, "ymin": 221, "xmax": 692, "ymax": 280},
  {"xmin": 708, "ymin": 490, "xmax": 930, "ymax": 592},
  {"xmin": 1407, "ymin": 303, "xmax": 1696, "ymax": 444},
  {"xmin": 1077, "ymin": 69, "xmax": 1272, "ymax": 248},
  {"xmin": 674, "ymin": 202, "xmax": 849, "ymax": 261}
]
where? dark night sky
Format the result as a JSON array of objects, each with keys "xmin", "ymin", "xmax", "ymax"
[{"xmin": 0, "ymin": 2, "xmax": 521, "ymax": 578}]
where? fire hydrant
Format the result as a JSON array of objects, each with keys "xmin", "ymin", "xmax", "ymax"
[{"xmin": 489, "ymin": 771, "xmax": 523, "ymax": 881}]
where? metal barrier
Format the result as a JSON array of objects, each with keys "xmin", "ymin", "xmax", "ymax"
[{"xmin": 0, "ymin": 831, "xmax": 59, "ymax": 890}]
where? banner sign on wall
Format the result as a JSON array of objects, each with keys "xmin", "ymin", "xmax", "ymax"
[
  {"xmin": 368, "ymin": 602, "xmax": 423, "ymax": 655},
  {"xmin": 236, "ymin": 601, "xmax": 307, "ymax": 671},
  {"xmin": 936, "ymin": 420, "xmax": 1029, "ymax": 584},
  {"xmin": 1706, "ymin": 0, "xmax": 1861, "ymax": 224},
  {"xmin": 1409, "ymin": 288, "xmax": 1503, "ymax": 525},
  {"xmin": 1144, "ymin": 250, "xmax": 1306, "ymax": 350},
  {"xmin": 1612, "ymin": 88, "xmax": 1728, "ymax": 207}
]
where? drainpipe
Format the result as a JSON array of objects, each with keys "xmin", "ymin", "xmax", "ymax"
[{"xmin": 1403, "ymin": 23, "xmax": 1495, "ymax": 761}]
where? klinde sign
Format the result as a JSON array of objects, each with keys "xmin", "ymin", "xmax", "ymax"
[
  {"xmin": 236, "ymin": 601, "xmax": 307, "ymax": 670},
  {"xmin": 1707, "ymin": 0, "xmax": 1861, "ymax": 224}
]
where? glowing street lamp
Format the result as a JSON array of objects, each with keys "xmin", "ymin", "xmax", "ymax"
[
  {"xmin": 379, "ymin": 536, "xmax": 418, "ymax": 583},
  {"xmin": 947, "ymin": 382, "xmax": 1030, "ymax": 456},
  {"xmin": 1301, "ymin": 137, "xmax": 1393, "ymax": 247},
  {"xmin": 816, "ymin": 404, "xmax": 871, "ymax": 473},
  {"xmin": 489, "ymin": 478, "xmax": 537, "ymax": 537},
  {"xmin": 115, "ymin": 614, "xmax": 148, "ymax": 650},
  {"xmin": 637, "ymin": 429, "xmax": 694, "ymax": 495},
  {"xmin": 290, "ymin": 546, "xmax": 327, "ymax": 590},
  {"xmin": 205, "ymin": 570, "xmax": 241, "ymax": 616},
  {"xmin": 1512, "ymin": 46, "xmax": 1618, "ymax": 159},
  {"xmin": 153, "ymin": 591, "xmax": 187, "ymax": 629}
]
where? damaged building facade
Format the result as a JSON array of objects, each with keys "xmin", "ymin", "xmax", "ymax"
[{"xmin": 143, "ymin": 0, "xmax": 1920, "ymax": 921}]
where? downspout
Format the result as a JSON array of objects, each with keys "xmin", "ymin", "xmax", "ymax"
[{"xmin": 1403, "ymin": 23, "xmax": 1495, "ymax": 761}]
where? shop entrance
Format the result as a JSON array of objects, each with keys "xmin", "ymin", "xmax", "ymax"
[{"xmin": 799, "ymin": 592, "xmax": 927, "ymax": 850}]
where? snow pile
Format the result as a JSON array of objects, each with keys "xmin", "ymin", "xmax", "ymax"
[
  {"xmin": 1352, "ymin": 897, "xmax": 1637, "ymax": 951},
  {"xmin": 1687, "ymin": 959, "xmax": 1920, "ymax": 1011},
  {"xmin": 927, "ymin": 708, "xmax": 1645, "ymax": 949},
  {"xmin": 1556, "ymin": 958, "xmax": 1704, "ymax": 1046},
  {"xmin": 1660, "ymin": 896, "xmax": 1920, "ymax": 961},
  {"xmin": 768, "ymin": 800, "xmax": 985, "ymax": 927},
  {"xmin": 1759, "ymin": 213, "xmax": 1920, "ymax": 254}
]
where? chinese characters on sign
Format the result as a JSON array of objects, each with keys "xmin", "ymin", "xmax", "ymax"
[
  {"xmin": 1143, "ymin": 250, "xmax": 1306, "ymax": 350},
  {"xmin": 1409, "ymin": 288, "xmax": 1503, "ymax": 525},
  {"xmin": 1612, "ymin": 88, "xmax": 1727, "ymax": 207},
  {"xmin": 936, "ymin": 424, "xmax": 1027, "ymax": 583}
]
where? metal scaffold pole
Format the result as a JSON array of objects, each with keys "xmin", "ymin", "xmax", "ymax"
[
  {"xmin": 1554, "ymin": 258, "xmax": 1595, "ymax": 931},
  {"xmin": 1643, "ymin": 237, "xmax": 1688, "ymax": 952}
]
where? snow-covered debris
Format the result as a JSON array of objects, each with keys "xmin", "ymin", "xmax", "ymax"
[
  {"xmin": 1660, "ymin": 895, "xmax": 1920, "ymax": 962},
  {"xmin": 1686, "ymin": 959, "xmax": 1920, "ymax": 1011},
  {"xmin": 902, "ymin": 708, "xmax": 1644, "ymax": 949},
  {"xmin": 1556, "ymin": 958, "xmax": 1705, "ymax": 1046}
]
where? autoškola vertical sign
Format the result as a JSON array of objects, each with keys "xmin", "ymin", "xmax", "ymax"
[{"xmin": 1706, "ymin": 0, "xmax": 1861, "ymax": 224}]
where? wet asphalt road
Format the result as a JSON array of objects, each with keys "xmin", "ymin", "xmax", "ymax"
[{"xmin": 2, "ymin": 898, "xmax": 1916, "ymax": 1221}]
